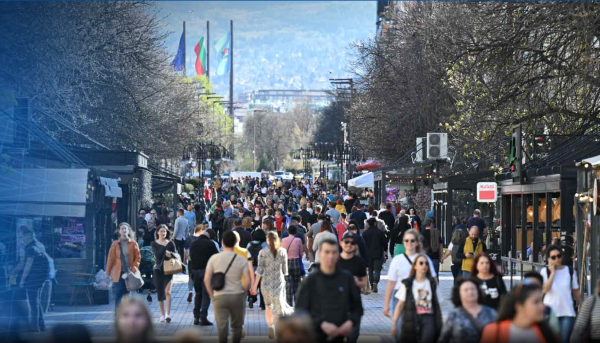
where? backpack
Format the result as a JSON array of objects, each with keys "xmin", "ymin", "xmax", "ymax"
[{"xmin": 248, "ymin": 241, "xmax": 264, "ymax": 268}]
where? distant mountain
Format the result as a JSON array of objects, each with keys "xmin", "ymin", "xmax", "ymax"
[{"xmin": 159, "ymin": 1, "xmax": 376, "ymax": 95}]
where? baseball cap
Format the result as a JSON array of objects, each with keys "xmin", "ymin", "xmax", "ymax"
[{"xmin": 342, "ymin": 231, "xmax": 358, "ymax": 241}]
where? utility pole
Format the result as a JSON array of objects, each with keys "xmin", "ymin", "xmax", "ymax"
[
  {"xmin": 206, "ymin": 21, "xmax": 210, "ymax": 80},
  {"xmin": 183, "ymin": 21, "xmax": 186, "ymax": 76},
  {"xmin": 229, "ymin": 20, "xmax": 234, "ymax": 158}
]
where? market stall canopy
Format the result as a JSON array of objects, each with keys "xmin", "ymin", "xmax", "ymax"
[
  {"xmin": 357, "ymin": 160, "xmax": 383, "ymax": 171},
  {"xmin": 581, "ymin": 154, "xmax": 600, "ymax": 167},
  {"xmin": 348, "ymin": 172, "xmax": 374, "ymax": 189}
]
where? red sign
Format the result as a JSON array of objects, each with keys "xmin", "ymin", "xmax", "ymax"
[{"xmin": 477, "ymin": 182, "xmax": 498, "ymax": 202}]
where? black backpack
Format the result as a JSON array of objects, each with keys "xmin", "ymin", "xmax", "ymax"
[{"xmin": 248, "ymin": 241, "xmax": 263, "ymax": 268}]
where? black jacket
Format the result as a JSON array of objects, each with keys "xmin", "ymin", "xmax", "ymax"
[
  {"xmin": 389, "ymin": 219, "xmax": 410, "ymax": 256},
  {"xmin": 401, "ymin": 276, "xmax": 443, "ymax": 343},
  {"xmin": 378, "ymin": 210, "xmax": 395, "ymax": 232},
  {"xmin": 234, "ymin": 226, "xmax": 252, "ymax": 249},
  {"xmin": 189, "ymin": 235, "xmax": 219, "ymax": 270},
  {"xmin": 362, "ymin": 227, "xmax": 387, "ymax": 260},
  {"xmin": 224, "ymin": 215, "xmax": 241, "ymax": 233},
  {"xmin": 210, "ymin": 207, "xmax": 225, "ymax": 229},
  {"xmin": 295, "ymin": 268, "xmax": 363, "ymax": 342}
]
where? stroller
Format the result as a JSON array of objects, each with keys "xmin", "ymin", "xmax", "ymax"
[{"xmin": 138, "ymin": 246, "xmax": 156, "ymax": 302}]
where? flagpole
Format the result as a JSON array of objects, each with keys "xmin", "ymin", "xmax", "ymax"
[
  {"xmin": 229, "ymin": 20, "xmax": 234, "ymax": 156},
  {"xmin": 229, "ymin": 20, "xmax": 234, "ymax": 130},
  {"xmin": 207, "ymin": 21, "xmax": 210, "ymax": 80},
  {"xmin": 183, "ymin": 21, "xmax": 186, "ymax": 76}
]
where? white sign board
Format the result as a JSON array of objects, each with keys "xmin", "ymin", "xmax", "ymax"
[{"xmin": 477, "ymin": 182, "xmax": 498, "ymax": 203}]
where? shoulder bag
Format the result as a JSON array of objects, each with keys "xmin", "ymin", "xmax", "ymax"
[
  {"xmin": 211, "ymin": 254, "xmax": 238, "ymax": 291},
  {"xmin": 163, "ymin": 242, "xmax": 183, "ymax": 275},
  {"xmin": 124, "ymin": 269, "xmax": 145, "ymax": 291}
]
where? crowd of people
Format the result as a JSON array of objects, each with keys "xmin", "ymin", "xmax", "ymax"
[{"xmin": 8, "ymin": 174, "xmax": 600, "ymax": 343}]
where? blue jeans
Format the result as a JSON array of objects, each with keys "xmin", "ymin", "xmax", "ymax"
[
  {"xmin": 558, "ymin": 316, "xmax": 575, "ymax": 343},
  {"xmin": 113, "ymin": 278, "xmax": 128, "ymax": 310},
  {"xmin": 394, "ymin": 315, "xmax": 402, "ymax": 342}
]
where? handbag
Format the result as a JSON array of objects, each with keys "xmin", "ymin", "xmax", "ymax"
[
  {"xmin": 124, "ymin": 269, "xmax": 144, "ymax": 291},
  {"xmin": 163, "ymin": 253, "xmax": 183, "ymax": 275},
  {"xmin": 211, "ymin": 254, "xmax": 238, "ymax": 291}
]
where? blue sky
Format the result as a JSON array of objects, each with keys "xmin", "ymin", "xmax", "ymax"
[{"xmin": 158, "ymin": 1, "xmax": 376, "ymax": 94}]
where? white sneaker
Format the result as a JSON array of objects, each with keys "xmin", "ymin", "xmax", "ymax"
[
  {"xmin": 159, "ymin": 315, "xmax": 165, "ymax": 323},
  {"xmin": 165, "ymin": 314, "xmax": 171, "ymax": 323}
]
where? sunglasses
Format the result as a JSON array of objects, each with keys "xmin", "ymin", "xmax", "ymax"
[
  {"xmin": 342, "ymin": 240, "xmax": 357, "ymax": 245},
  {"xmin": 404, "ymin": 239, "xmax": 416, "ymax": 243},
  {"xmin": 549, "ymin": 254, "xmax": 562, "ymax": 260}
]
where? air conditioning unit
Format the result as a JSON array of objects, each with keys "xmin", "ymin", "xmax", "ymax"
[
  {"xmin": 427, "ymin": 133, "xmax": 448, "ymax": 160},
  {"xmin": 415, "ymin": 137, "xmax": 427, "ymax": 162}
]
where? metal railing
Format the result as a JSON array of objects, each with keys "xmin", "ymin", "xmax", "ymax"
[{"xmin": 501, "ymin": 256, "xmax": 546, "ymax": 289}]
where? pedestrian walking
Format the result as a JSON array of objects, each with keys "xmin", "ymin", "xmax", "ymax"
[
  {"xmin": 438, "ymin": 277, "xmax": 496, "ymax": 343},
  {"xmin": 378, "ymin": 204, "xmax": 396, "ymax": 234},
  {"xmin": 251, "ymin": 231, "xmax": 294, "ymax": 339},
  {"xmin": 311, "ymin": 221, "xmax": 337, "ymax": 264},
  {"xmin": 523, "ymin": 271, "xmax": 560, "ymax": 334},
  {"xmin": 441, "ymin": 229, "xmax": 468, "ymax": 284},
  {"xmin": 295, "ymin": 236, "xmax": 363, "ymax": 343},
  {"xmin": 391, "ymin": 253, "xmax": 442, "ymax": 343},
  {"xmin": 471, "ymin": 252, "xmax": 506, "ymax": 310},
  {"xmin": 383, "ymin": 229, "xmax": 437, "ymax": 319},
  {"xmin": 114, "ymin": 296, "xmax": 155, "ymax": 343},
  {"xmin": 337, "ymin": 232, "xmax": 368, "ymax": 343},
  {"xmin": 184, "ymin": 225, "xmax": 203, "ymax": 303},
  {"xmin": 204, "ymin": 230, "xmax": 251, "ymax": 343},
  {"xmin": 210, "ymin": 201, "xmax": 226, "ymax": 244},
  {"xmin": 173, "ymin": 209, "xmax": 189, "ymax": 260},
  {"xmin": 363, "ymin": 217, "xmax": 387, "ymax": 293},
  {"xmin": 389, "ymin": 212, "xmax": 410, "ymax": 257},
  {"xmin": 326, "ymin": 201, "xmax": 341, "ymax": 226},
  {"xmin": 457, "ymin": 225, "xmax": 486, "ymax": 277},
  {"xmin": 281, "ymin": 225, "xmax": 304, "ymax": 307},
  {"xmin": 151, "ymin": 224, "xmax": 178, "ymax": 323},
  {"xmin": 480, "ymin": 283, "xmax": 558, "ymax": 343},
  {"xmin": 421, "ymin": 218, "xmax": 443, "ymax": 278},
  {"xmin": 541, "ymin": 244, "xmax": 581, "ymax": 343},
  {"xmin": 571, "ymin": 278, "xmax": 600, "ymax": 343},
  {"xmin": 335, "ymin": 213, "xmax": 349, "ymax": 243},
  {"xmin": 15, "ymin": 227, "xmax": 52, "ymax": 332},
  {"xmin": 248, "ymin": 221, "xmax": 268, "ymax": 310},
  {"xmin": 188, "ymin": 225, "xmax": 218, "ymax": 326},
  {"xmin": 106, "ymin": 223, "xmax": 141, "ymax": 310}
]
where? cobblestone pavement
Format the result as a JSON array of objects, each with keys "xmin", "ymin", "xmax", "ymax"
[{"xmin": 43, "ymin": 259, "xmax": 459, "ymax": 342}]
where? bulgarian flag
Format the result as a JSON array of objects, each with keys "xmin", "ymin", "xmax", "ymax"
[{"xmin": 194, "ymin": 36, "xmax": 207, "ymax": 76}]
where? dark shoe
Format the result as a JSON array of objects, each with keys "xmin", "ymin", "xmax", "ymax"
[
  {"xmin": 373, "ymin": 283, "xmax": 378, "ymax": 293},
  {"xmin": 193, "ymin": 317, "xmax": 200, "ymax": 325},
  {"xmin": 147, "ymin": 294, "xmax": 153, "ymax": 302},
  {"xmin": 200, "ymin": 319, "xmax": 213, "ymax": 326},
  {"xmin": 187, "ymin": 292, "xmax": 193, "ymax": 303},
  {"xmin": 248, "ymin": 299, "xmax": 254, "ymax": 309}
]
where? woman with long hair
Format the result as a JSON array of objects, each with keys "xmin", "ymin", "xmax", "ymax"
[
  {"xmin": 242, "ymin": 217, "xmax": 253, "ymax": 233},
  {"xmin": 311, "ymin": 221, "xmax": 337, "ymax": 264},
  {"xmin": 251, "ymin": 231, "xmax": 293, "ymax": 339},
  {"xmin": 281, "ymin": 225, "xmax": 304, "ymax": 306},
  {"xmin": 407, "ymin": 207, "xmax": 421, "ymax": 230},
  {"xmin": 481, "ymin": 283, "xmax": 558, "ymax": 343},
  {"xmin": 151, "ymin": 224, "xmax": 178, "ymax": 323},
  {"xmin": 438, "ymin": 277, "xmax": 496, "ymax": 343},
  {"xmin": 115, "ymin": 296, "xmax": 155, "ymax": 343},
  {"xmin": 391, "ymin": 254, "xmax": 442, "ymax": 343},
  {"xmin": 471, "ymin": 253, "xmax": 507, "ymax": 310},
  {"xmin": 106, "ymin": 223, "xmax": 141, "ymax": 309},
  {"xmin": 441, "ymin": 229, "xmax": 468, "ymax": 284},
  {"xmin": 253, "ymin": 206, "xmax": 263, "ymax": 229},
  {"xmin": 390, "ymin": 215, "xmax": 410, "ymax": 257}
]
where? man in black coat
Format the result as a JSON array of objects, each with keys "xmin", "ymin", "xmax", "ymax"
[
  {"xmin": 232, "ymin": 218, "xmax": 252, "ymax": 249},
  {"xmin": 296, "ymin": 236, "xmax": 363, "ymax": 343},
  {"xmin": 378, "ymin": 204, "xmax": 396, "ymax": 234},
  {"xmin": 189, "ymin": 226, "xmax": 219, "ymax": 326},
  {"xmin": 362, "ymin": 218, "xmax": 387, "ymax": 293}
]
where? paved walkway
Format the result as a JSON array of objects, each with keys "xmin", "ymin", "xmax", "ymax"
[{"xmin": 43, "ymin": 259, "xmax": 459, "ymax": 342}]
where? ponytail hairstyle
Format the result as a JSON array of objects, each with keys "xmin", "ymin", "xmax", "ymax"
[{"xmin": 267, "ymin": 231, "xmax": 281, "ymax": 258}]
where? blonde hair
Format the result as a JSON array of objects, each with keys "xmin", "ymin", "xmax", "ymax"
[
  {"xmin": 115, "ymin": 296, "xmax": 154, "ymax": 343},
  {"xmin": 275, "ymin": 315, "xmax": 316, "ymax": 343},
  {"xmin": 242, "ymin": 217, "xmax": 253, "ymax": 230},
  {"xmin": 403, "ymin": 229, "xmax": 423, "ymax": 253},
  {"xmin": 118, "ymin": 222, "xmax": 135, "ymax": 241}
]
